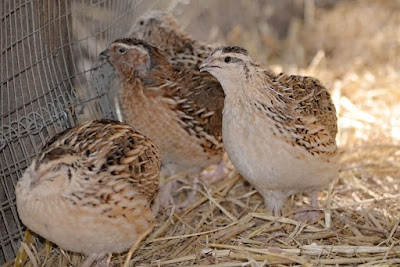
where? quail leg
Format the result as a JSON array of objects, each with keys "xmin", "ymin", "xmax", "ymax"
[
  {"xmin": 175, "ymin": 176, "xmax": 199, "ymax": 209},
  {"xmin": 158, "ymin": 180, "xmax": 175, "ymax": 208},
  {"xmin": 158, "ymin": 172, "xmax": 199, "ymax": 209},
  {"xmin": 199, "ymin": 161, "xmax": 227, "ymax": 184},
  {"xmin": 294, "ymin": 191, "xmax": 321, "ymax": 222},
  {"xmin": 262, "ymin": 190, "xmax": 287, "ymax": 218},
  {"xmin": 81, "ymin": 253, "xmax": 105, "ymax": 267}
]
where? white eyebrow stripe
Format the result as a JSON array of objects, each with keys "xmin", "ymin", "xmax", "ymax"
[
  {"xmin": 133, "ymin": 45, "xmax": 149, "ymax": 55},
  {"xmin": 114, "ymin": 43, "xmax": 149, "ymax": 55},
  {"xmin": 232, "ymin": 53, "xmax": 248, "ymax": 61},
  {"xmin": 218, "ymin": 52, "xmax": 249, "ymax": 61},
  {"xmin": 115, "ymin": 43, "xmax": 134, "ymax": 50}
]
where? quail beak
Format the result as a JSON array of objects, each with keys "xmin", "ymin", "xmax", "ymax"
[
  {"xmin": 199, "ymin": 57, "xmax": 220, "ymax": 72},
  {"xmin": 99, "ymin": 49, "xmax": 109, "ymax": 60}
]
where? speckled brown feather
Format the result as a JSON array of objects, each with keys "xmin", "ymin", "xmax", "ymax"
[
  {"xmin": 102, "ymin": 38, "xmax": 224, "ymax": 175},
  {"xmin": 146, "ymin": 59, "xmax": 224, "ymax": 144},
  {"xmin": 41, "ymin": 119, "xmax": 161, "ymax": 201},
  {"xmin": 252, "ymin": 72, "xmax": 338, "ymax": 157},
  {"xmin": 274, "ymin": 73, "xmax": 338, "ymax": 138},
  {"xmin": 130, "ymin": 12, "xmax": 225, "ymax": 140},
  {"xmin": 131, "ymin": 12, "xmax": 275, "ymax": 79},
  {"xmin": 15, "ymin": 120, "xmax": 161, "ymax": 263},
  {"xmin": 130, "ymin": 11, "xmax": 215, "ymax": 70}
]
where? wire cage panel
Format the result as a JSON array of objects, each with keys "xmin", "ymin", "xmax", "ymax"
[{"xmin": 0, "ymin": 0, "xmax": 153, "ymax": 263}]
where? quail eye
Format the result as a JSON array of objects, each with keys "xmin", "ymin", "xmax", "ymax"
[
  {"xmin": 118, "ymin": 48, "xmax": 126, "ymax": 54},
  {"xmin": 224, "ymin": 56, "xmax": 231, "ymax": 63},
  {"xmin": 139, "ymin": 20, "xmax": 144, "ymax": 26}
]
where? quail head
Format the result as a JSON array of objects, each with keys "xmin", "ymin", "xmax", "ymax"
[
  {"xmin": 16, "ymin": 119, "xmax": 161, "ymax": 266},
  {"xmin": 100, "ymin": 38, "xmax": 225, "ymax": 206},
  {"xmin": 200, "ymin": 46, "xmax": 339, "ymax": 217}
]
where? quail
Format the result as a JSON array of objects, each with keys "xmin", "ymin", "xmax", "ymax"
[
  {"xmin": 130, "ymin": 11, "xmax": 214, "ymax": 70},
  {"xmin": 16, "ymin": 119, "xmax": 161, "ymax": 266},
  {"xmin": 100, "ymin": 38, "xmax": 225, "ymax": 206},
  {"xmin": 131, "ymin": 12, "xmax": 235, "ymax": 184},
  {"xmin": 200, "ymin": 46, "xmax": 339, "ymax": 217}
]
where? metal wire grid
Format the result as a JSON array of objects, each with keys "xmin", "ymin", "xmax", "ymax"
[{"xmin": 0, "ymin": 0, "xmax": 145, "ymax": 263}]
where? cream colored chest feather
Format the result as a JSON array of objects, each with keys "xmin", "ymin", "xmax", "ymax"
[{"xmin": 222, "ymin": 106, "xmax": 336, "ymax": 192}]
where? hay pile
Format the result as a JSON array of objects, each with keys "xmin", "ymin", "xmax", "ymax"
[{"xmin": 9, "ymin": 0, "xmax": 400, "ymax": 266}]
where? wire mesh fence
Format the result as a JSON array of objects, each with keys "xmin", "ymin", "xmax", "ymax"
[{"xmin": 0, "ymin": 0, "xmax": 162, "ymax": 263}]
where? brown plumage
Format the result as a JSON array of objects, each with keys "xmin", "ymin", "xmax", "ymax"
[
  {"xmin": 200, "ymin": 46, "xmax": 339, "ymax": 217},
  {"xmin": 100, "ymin": 38, "xmax": 224, "ymax": 196},
  {"xmin": 130, "ymin": 11, "xmax": 275, "ymax": 75},
  {"xmin": 130, "ymin": 11, "xmax": 215, "ymax": 70},
  {"xmin": 16, "ymin": 119, "xmax": 161, "ymax": 266},
  {"xmin": 129, "ymin": 11, "xmax": 225, "ymax": 153}
]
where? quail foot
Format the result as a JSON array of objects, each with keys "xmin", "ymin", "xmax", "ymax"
[
  {"xmin": 200, "ymin": 46, "xmax": 339, "ymax": 218},
  {"xmin": 16, "ymin": 120, "xmax": 161, "ymax": 266}
]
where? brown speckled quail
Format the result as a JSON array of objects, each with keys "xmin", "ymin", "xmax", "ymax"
[
  {"xmin": 130, "ymin": 11, "xmax": 215, "ymax": 70},
  {"xmin": 16, "ymin": 119, "xmax": 161, "ymax": 267},
  {"xmin": 131, "ymin": 12, "xmax": 235, "ymax": 185},
  {"xmin": 200, "ymin": 46, "xmax": 339, "ymax": 218},
  {"xmin": 100, "ymin": 38, "xmax": 225, "ymax": 207}
]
